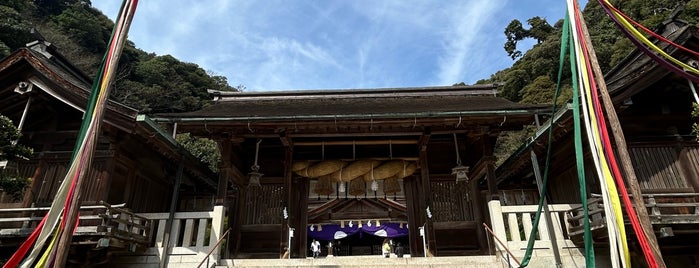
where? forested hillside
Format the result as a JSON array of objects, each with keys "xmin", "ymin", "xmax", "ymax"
[
  {"xmin": 486, "ymin": 0, "xmax": 699, "ymax": 163},
  {"xmin": 483, "ymin": 0, "xmax": 699, "ymax": 104},
  {"xmin": 0, "ymin": 0, "xmax": 238, "ymax": 114}
]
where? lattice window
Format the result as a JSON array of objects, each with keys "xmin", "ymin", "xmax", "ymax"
[
  {"xmin": 430, "ymin": 181, "xmax": 472, "ymax": 222},
  {"xmin": 244, "ymin": 184, "xmax": 286, "ymax": 224}
]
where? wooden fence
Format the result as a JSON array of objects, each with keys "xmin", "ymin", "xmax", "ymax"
[
  {"xmin": 113, "ymin": 205, "xmax": 226, "ymax": 267},
  {"xmin": 487, "ymin": 200, "xmax": 578, "ymax": 253},
  {"xmin": 0, "ymin": 204, "xmax": 226, "ymax": 267}
]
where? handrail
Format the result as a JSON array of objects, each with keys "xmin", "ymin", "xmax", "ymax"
[
  {"xmin": 0, "ymin": 203, "xmax": 126, "ymax": 212},
  {"xmin": 196, "ymin": 227, "xmax": 232, "ymax": 268},
  {"xmin": 482, "ymin": 223, "xmax": 521, "ymax": 267},
  {"xmin": 591, "ymin": 193, "xmax": 699, "ymax": 198}
]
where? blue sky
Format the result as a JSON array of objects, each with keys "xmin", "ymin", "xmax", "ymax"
[{"xmin": 92, "ymin": 1, "xmax": 586, "ymax": 91}]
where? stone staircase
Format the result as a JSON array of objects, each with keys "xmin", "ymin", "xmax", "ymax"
[{"xmin": 214, "ymin": 255, "xmax": 503, "ymax": 268}]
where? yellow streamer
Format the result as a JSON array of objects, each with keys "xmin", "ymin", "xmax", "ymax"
[
  {"xmin": 34, "ymin": 227, "xmax": 62, "ymax": 267},
  {"xmin": 601, "ymin": 0, "xmax": 699, "ymax": 75},
  {"xmin": 568, "ymin": 2, "xmax": 630, "ymax": 266},
  {"xmin": 579, "ymin": 52, "xmax": 630, "ymax": 266}
]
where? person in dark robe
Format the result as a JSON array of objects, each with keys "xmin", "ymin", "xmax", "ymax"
[{"xmin": 394, "ymin": 243, "xmax": 404, "ymax": 258}]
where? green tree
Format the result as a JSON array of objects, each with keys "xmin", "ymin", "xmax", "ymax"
[
  {"xmin": 0, "ymin": 5, "xmax": 33, "ymax": 58},
  {"xmin": 175, "ymin": 133, "xmax": 221, "ymax": 172},
  {"xmin": 53, "ymin": 3, "xmax": 112, "ymax": 53},
  {"xmin": 527, "ymin": 16, "xmax": 555, "ymax": 43},
  {"xmin": 0, "ymin": 115, "xmax": 33, "ymax": 161},
  {"xmin": 520, "ymin": 76, "xmax": 556, "ymax": 104},
  {"xmin": 504, "ymin": 19, "xmax": 527, "ymax": 60},
  {"xmin": 500, "ymin": 69, "xmax": 529, "ymax": 102},
  {"xmin": 0, "ymin": 115, "xmax": 33, "ymax": 201},
  {"xmin": 504, "ymin": 17, "xmax": 555, "ymax": 60},
  {"xmin": 0, "ymin": 1, "xmax": 238, "ymax": 116}
]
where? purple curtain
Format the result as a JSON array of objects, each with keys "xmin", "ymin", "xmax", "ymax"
[{"xmin": 307, "ymin": 222, "xmax": 408, "ymax": 241}]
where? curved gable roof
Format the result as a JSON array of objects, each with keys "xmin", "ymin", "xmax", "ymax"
[{"xmin": 158, "ymin": 85, "xmax": 548, "ymax": 121}]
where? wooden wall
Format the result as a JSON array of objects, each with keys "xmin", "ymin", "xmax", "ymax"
[{"xmin": 629, "ymin": 143, "xmax": 698, "ymax": 192}]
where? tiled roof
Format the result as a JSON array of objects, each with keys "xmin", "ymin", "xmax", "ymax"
[{"xmin": 160, "ymin": 86, "xmax": 547, "ymax": 120}]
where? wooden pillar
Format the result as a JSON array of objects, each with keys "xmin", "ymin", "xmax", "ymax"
[
  {"xmin": 469, "ymin": 178, "xmax": 488, "ymax": 254},
  {"xmin": 482, "ymin": 134, "xmax": 499, "ymax": 200},
  {"xmin": 215, "ymin": 139, "xmax": 233, "ymax": 206},
  {"xmin": 23, "ymin": 157, "xmax": 46, "ymax": 206},
  {"xmin": 403, "ymin": 177, "xmax": 422, "ymax": 257},
  {"xmin": 292, "ymin": 177, "xmax": 309, "ymax": 258},
  {"xmin": 231, "ymin": 185, "xmax": 246, "ymax": 257},
  {"xmin": 419, "ymin": 146, "xmax": 437, "ymax": 255},
  {"xmin": 281, "ymin": 146, "xmax": 293, "ymax": 257}
]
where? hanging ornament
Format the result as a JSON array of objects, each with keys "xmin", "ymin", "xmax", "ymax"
[
  {"xmin": 371, "ymin": 180, "xmax": 379, "ymax": 191},
  {"xmin": 310, "ymin": 224, "xmax": 315, "ymax": 231},
  {"xmin": 338, "ymin": 182, "xmax": 346, "ymax": 193}
]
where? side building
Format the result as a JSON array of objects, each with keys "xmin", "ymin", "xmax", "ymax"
[
  {"xmin": 0, "ymin": 41, "xmax": 221, "ymax": 266},
  {"xmin": 494, "ymin": 20, "xmax": 699, "ymax": 267}
]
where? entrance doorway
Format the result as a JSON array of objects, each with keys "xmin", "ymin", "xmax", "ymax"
[
  {"xmin": 333, "ymin": 232, "xmax": 409, "ymax": 256},
  {"xmin": 306, "ymin": 222, "xmax": 409, "ymax": 257}
]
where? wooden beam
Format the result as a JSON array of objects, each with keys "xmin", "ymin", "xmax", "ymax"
[
  {"xmin": 293, "ymin": 139, "xmax": 418, "ymax": 146},
  {"xmin": 578, "ymin": 12, "xmax": 666, "ymax": 267}
]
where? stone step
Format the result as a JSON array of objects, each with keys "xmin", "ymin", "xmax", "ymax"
[{"xmin": 215, "ymin": 255, "xmax": 501, "ymax": 267}]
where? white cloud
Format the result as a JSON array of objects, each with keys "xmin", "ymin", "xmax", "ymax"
[
  {"xmin": 436, "ymin": 1, "xmax": 507, "ymax": 85},
  {"xmin": 92, "ymin": 0, "xmax": 570, "ymax": 90}
]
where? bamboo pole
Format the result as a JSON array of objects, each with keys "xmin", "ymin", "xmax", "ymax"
[{"xmin": 577, "ymin": 8, "xmax": 666, "ymax": 267}]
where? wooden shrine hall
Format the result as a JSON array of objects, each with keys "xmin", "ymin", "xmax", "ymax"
[{"xmin": 155, "ymin": 85, "xmax": 548, "ymax": 258}]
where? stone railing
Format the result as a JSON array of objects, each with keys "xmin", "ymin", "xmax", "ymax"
[
  {"xmin": 111, "ymin": 206, "xmax": 226, "ymax": 268},
  {"xmin": 487, "ymin": 200, "xmax": 585, "ymax": 267}
]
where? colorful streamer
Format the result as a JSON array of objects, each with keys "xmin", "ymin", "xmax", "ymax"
[
  {"xmin": 592, "ymin": 0, "xmax": 699, "ymax": 266},
  {"xmin": 597, "ymin": 0, "xmax": 699, "ymax": 83},
  {"xmin": 520, "ymin": 0, "xmax": 675, "ymax": 266},
  {"xmin": 576, "ymin": 4, "xmax": 660, "ymax": 267},
  {"xmin": 568, "ymin": 2, "xmax": 630, "ymax": 267},
  {"xmin": 518, "ymin": 10, "xmax": 595, "ymax": 268},
  {"xmin": 3, "ymin": 1, "xmax": 138, "ymax": 267}
]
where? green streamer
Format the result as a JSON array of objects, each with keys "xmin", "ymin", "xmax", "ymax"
[
  {"xmin": 519, "ymin": 10, "xmax": 594, "ymax": 267},
  {"xmin": 568, "ymin": 14, "xmax": 596, "ymax": 268}
]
